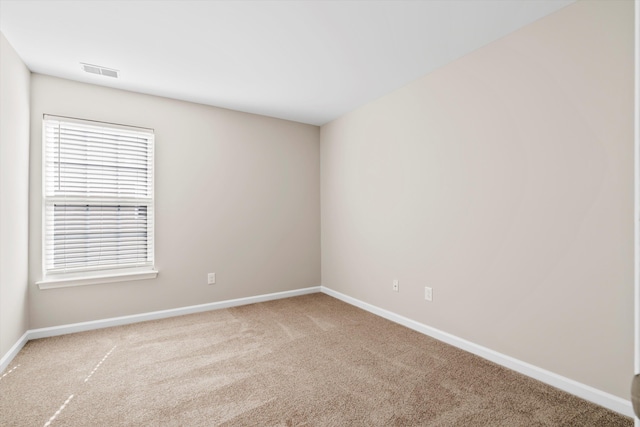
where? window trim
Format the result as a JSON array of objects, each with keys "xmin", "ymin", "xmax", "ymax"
[
  {"xmin": 40, "ymin": 114, "xmax": 157, "ymax": 287},
  {"xmin": 36, "ymin": 268, "xmax": 159, "ymax": 290}
]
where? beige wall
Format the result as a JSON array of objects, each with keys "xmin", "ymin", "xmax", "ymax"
[
  {"xmin": 0, "ymin": 33, "xmax": 31, "ymax": 357},
  {"xmin": 321, "ymin": 0, "xmax": 634, "ymax": 399},
  {"xmin": 29, "ymin": 75, "xmax": 320, "ymax": 328}
]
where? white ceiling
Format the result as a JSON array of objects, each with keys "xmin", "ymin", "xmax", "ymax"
[{"xmin": 0, "ymin": 0, "xmax": 574, "ymax": 126}]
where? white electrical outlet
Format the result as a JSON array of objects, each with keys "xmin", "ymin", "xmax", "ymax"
[
  {"xmin": 425, "ymin": 286, "xmax": 433, "ymax": 301},
  {"xmin": 208, "ymin": 273, "xmax": 216, "ymax": 285},
  {"xmin": 392, "ymin": 280, "xmax": 399, "ymax": 292}
]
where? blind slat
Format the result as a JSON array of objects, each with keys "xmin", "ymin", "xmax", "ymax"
[{"xmin": 43, "ymin": 116, "xmax": 154, "ymax": 274}]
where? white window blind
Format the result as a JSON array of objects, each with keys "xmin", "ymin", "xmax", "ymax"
[{"xmin": 43, "ymin": 115, "xmax": 154, "ymax": 276}]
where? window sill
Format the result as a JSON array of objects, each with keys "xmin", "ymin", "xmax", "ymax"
[{"xmin": 36, "ymin": 269, "xmax": 158, "ymax": 290}]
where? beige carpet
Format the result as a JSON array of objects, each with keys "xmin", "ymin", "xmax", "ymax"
[{"xmin": 0, "ymin": 293, "xmax": 632, "ymax": 426}]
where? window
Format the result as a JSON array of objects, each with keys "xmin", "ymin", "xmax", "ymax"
[{"xmin": 40, "ymin": 115, "xmax": 156, "ymax": 288}]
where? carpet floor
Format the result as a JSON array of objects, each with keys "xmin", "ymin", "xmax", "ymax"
[{"xmin": 0, "ymin": 293, "xmax": 632, "ymax": 426}]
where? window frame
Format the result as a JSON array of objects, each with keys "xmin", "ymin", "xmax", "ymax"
[{"xmin": 37, "ymin": 115, "xmax": 158, "ymax": 289}]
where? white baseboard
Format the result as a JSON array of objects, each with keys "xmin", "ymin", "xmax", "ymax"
[
  {"xmin": 321, "ymin": 286, "xmax": 634, "ymax": 418},
  {"xmin": 1, "ymin": 286, "xmax": 321, "ymax": 369},
  {"xmin": 0, "ymin": 331, "xmax": 29, "ymax": 373},
  {"xmin": 1, "ymin": 284, "xmax": 632, "ymax": 418},
  {"xmin": 28, "ymin": 286, "xmax": 321, "ymax": 340}
]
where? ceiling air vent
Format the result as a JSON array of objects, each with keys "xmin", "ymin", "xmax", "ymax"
[{"xmin": 81, "ymin": 63, "xmax": 119, "ymax": 78}]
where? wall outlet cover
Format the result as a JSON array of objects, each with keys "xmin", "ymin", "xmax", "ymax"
[{"xmin": 425, "ymin": 286, "xmax": 433, "ymax": 301}]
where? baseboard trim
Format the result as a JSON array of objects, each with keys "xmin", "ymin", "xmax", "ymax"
[
  {"xmin": 321, "ymin": 286, "xmax": 634, "ymax": 418},
  {"xmin": 1, "ymin": 286, "xmax": 321, "ymax": 370},
  {"xmin": 0, "ymin": 331, "xmax": 29, "ymax": 373},
  {"xmin": 3, "ymin": 285, "xmax": 631, "ymax": 417},
  {"xmin": 28, "ymin": 286, "xmax": 321, "ymax": 340}
]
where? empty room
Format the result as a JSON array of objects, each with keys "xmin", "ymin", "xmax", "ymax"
[{"xmin": 0, "ymin": 0, "xmax": 638, "ymax": 425}]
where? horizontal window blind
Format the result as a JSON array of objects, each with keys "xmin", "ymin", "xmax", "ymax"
[{"xmin": 43, "ymin": 115, "xmax": 154, "ymax": 275}]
